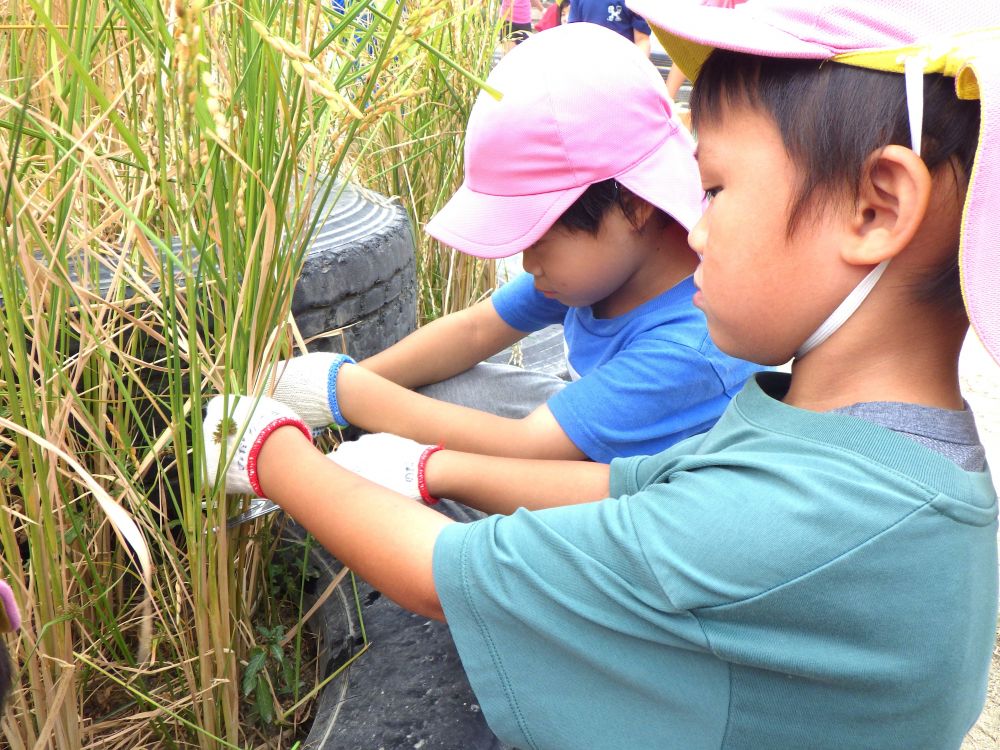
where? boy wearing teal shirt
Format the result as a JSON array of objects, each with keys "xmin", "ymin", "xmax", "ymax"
[
  {"xmin": 202, "ymin": 3, "xmax": 1000, "ymax": 747},
  {"xmin": 434, "ymin": 371, "xmax": 996, "ymax": 748}
]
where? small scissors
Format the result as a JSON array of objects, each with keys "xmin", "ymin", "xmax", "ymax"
[{"xmin": 225, "ymin": 498, "xmax": 283, "ymax": 529}]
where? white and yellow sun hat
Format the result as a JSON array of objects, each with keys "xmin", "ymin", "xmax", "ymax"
[{"xmin": 629, "ymin": 0, "xmax": 1000, "ymax": 363}]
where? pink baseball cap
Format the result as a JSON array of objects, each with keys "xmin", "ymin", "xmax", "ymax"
[
  {"xmin": 424, "ymin": 22, "xmax": 705, "ymax": 259},
  {"xmin": 0, "ymin": 580, "xmax": 20, "ymax": 633},
  {"xmin": 628, "ymin": 0, "xmax": 1000, "ymax": 365}
]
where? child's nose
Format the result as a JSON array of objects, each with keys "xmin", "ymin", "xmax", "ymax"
[
  {"xmin": 688, "ymin": 217, "xmax": 708, "ymax": 258},
  {"xmin": 521, "ymin": 247, "xmax": 541, "ymax": 275}
]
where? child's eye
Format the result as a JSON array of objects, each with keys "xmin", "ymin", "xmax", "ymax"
[{"xmin": 703, "ymin": 187, "xmax": 721, "ymax": 202}]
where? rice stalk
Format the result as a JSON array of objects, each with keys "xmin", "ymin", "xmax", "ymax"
[
  {"xmin": 352, "ymin": 0, "xmax": 504, "ymax": 324},
  {"xmin": 0, "ymin": 0, "xmax": 495, "ymax": 746}
]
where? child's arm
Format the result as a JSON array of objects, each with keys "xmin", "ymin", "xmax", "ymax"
[
  {"xmin": 361, "ymin": 299, "xmax": 525, "ymax": 389},
  {"xmin": 327, "ymin": 432, "xmax": 611, "ymax": 513},
  {"xmin": 205, "ymin": 397, "xmax": 612, "ymax": 619},
  {"xmin": 256, "ymin": 425, "xmax": 450, "ymax": 619},
  {"xmin": 271, "ymin": 295, "xmax": 585, "ymax": 458},
  {"xmin": 429, "ymin": 448, "xmax": 610, "ymax": 512},
  {"xmin": 666, "ymin": 64, "xmax": 687, "ymax": 100},
  {"xmin": 336, "ymin": 364, "xmax": 587, "ymax": 459}
]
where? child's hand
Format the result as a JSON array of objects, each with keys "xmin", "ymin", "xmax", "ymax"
[
  {"xmin": 327, "ymin": 433, "xmax": 443, "ymax": 505},
  {"xmin": 267, "ymin": 352, "xmax": 355, "ymax": 429},
  {"xmin": 203, "ymin": 395, "xmax": 312, "ymax": 497}
]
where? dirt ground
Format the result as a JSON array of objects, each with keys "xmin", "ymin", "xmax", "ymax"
[{"xmin": 959, "ymin": 333, "xmax": 999, "ymax": 750}]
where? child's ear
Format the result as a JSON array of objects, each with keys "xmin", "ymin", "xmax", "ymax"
[
  {"xmin": 841, "ymin": 145, "xmax": 932, "ymax": 266},
  {"xmin": 625, "ymin": 194, "xmax": 657, "ymax": 232}
]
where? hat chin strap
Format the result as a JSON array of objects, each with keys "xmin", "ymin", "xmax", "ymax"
[
  {"xmin": 795, "ymin": 55, "xmax": 928, "ymax": 361},
  {"xmin": 794, "ymin": 259, "xmax": 890, "ymax": 359}
]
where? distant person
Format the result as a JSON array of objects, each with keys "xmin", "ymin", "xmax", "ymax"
[
  {"xmin": 568, "ymin": 0, "xmax": 651, "ymax": 55},
  {"xmin": 535, "ymin": 0, "xmax": 569, "ymax": 32},
  {"xmin": 500, "ymin": 0, "xmax": 542, "ymax": 50},
  {"xmin": 665, "ymin": 0, "xmax": 749, "ymax": 100}
]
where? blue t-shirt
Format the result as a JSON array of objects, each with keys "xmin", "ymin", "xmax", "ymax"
[
  {"xmin": 433, "ymin": 373, "xmax": 999, "ymax": 749},
  {"xmin": 567, "ymin": 1, "xmax": 651, "ymax": 41},
  {"xmin": 491, "ymin": 271, "xmax": 760, "ymax": 461}
]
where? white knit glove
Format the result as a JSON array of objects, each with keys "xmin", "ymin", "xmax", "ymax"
[
  {"xmin": 203, "ymin": 395, "xmax": 312, "ymax": 497},
  {"xmin": 326, "ymin": 433, "xmax": 443, "ymax": 504},
  {"xmin": 267, "ymin": 352, "xmax": 356, "ymax": 429}
]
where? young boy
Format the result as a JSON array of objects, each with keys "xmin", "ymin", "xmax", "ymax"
[
  {"xmin": 272, "ymin": 24, "xmax": 761, "ymax": 464},
  {"xmin": 204, "ymin": 2, "xmax": 999, "ymax": 747}
]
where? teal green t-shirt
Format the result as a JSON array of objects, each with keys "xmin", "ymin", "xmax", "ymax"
[{"xmin": 432, "ymin": 374, "xmax": 999, "ymax": 750}]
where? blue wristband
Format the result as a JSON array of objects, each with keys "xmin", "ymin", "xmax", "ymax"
[{"xmin": 326, "ymin": 354, "xmax": 356, "ymax": 428}]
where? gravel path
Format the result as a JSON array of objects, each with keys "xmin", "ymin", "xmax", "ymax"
[{"xmin": 960, "ymin": 333, "xmax": 999, "ymax": 750}]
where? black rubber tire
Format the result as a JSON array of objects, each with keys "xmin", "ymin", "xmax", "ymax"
[{"xmin": 293, "ymin": 182, "xmax": 418, "ymax": 360}]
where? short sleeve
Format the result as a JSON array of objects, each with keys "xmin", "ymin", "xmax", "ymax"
[
  {"xmin": 432, "ymin": 499, "xmax": 730, "ymax": 749},
  {"xmin": 547, "ymin": 338, "xmax": 728, "ymax": 461},
  {"xmin": 607, "ymin": 442, "xmax": 943, "ymax": 610},
  {"xmin": 433, "ymin": 456, "xmax": 941, "ymax": 747},
  {"xmin": 491, "ymin": 272, "xmax": 567, "ymax": 333},
  {"xmin": 631, "ymin": 13, "xmax": 652, "ymax": 34}
]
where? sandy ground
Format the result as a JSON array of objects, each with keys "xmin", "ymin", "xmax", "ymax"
[{"xmin": 959, "ymin": 333, "xmax": 999, "ymax": 750}]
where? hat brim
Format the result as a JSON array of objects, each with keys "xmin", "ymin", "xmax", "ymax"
[
  {"xmin": 615, "ymin": 122, "xmax": 706, "ymax": 233},
  {"xmin": 959, "ymin": 50, "xmax": 1000, "ymax": 365},
  {"xmin": 426, "ymin": 121, "xmax": 706, "ymax": 259},
  {"xmin": 627, "ymin": 0, "xmax": 833, "ymax": 82},
  {"xmin": 424, "ymin": 182, "xmax": 589, "ymax": 259}
]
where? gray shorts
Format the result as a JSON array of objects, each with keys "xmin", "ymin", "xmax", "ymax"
[
  {"xmin": 417, "ymin": 361, "xmax": 567, "ymax": 419},
  {"xmin": 417, "ymin": 359, "xmax": 568, "ymax": 525}
]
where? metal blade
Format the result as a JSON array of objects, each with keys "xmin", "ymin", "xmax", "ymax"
[{"xmin": 225, "ymin": 498, "xmax": 282, "ymax": 529}]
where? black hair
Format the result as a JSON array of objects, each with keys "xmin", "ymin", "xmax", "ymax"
[
  {"xmin": 554, "ymin": 0, "xmax": 569, "ymax": 26},
  {"xmin": 555, "ymin": 178, "xmax": 675, "ymax": 235},
  {"xmin": 690, "ymin": 49, "xmax": 980, "ymax": 311},
  {"xmin": 555, "ymin": 0, "xmax": 569, "ymax": 26}
]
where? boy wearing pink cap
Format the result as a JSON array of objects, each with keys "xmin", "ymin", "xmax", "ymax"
[
  {"xmin": 267, "ymin": 23, "xmax": 760, "ymax": 467},
  {"xmin": 202, "ymin": 2, "xmax": 998, "ymax": 748}
]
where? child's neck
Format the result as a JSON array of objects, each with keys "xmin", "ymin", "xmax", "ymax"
[
  {"xmin": 783, "ymin": 307, "xmax": 968, "ymax": 412},
  {"xmin": 592, "ymin": 221, "xmax": 698, "ymax": 319}
]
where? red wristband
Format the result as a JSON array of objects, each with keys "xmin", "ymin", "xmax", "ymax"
[
  {"xmin": 416, "ymin": 444, "xmax": 444, "ymax": 506},
  {"xmin": 246, "ymin": 417, "xmax": 313, "ymax": 497}
]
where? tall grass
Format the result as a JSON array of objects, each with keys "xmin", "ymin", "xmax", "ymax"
[
  {"xmin": 353, "ymin": 0, "xmax": 502, "ymax": 323},
  {"xmin": 0, "ymin": 0, "xmax": 493, "ymax": 746}
]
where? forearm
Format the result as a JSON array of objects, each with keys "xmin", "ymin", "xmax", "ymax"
[
  {"xmin": 338, "ymin": 363, "xmax": 583, "ymax": 458},
  {"xmin": 426, "ymin": 449, "xmax": 611, "ymax": 513},
  {"xmin": 634, "ymin": 31, "xmax": 651, "ymax": 57},
  {"xmin": 666, "ymin": 65, "xmax": 686, "ymax": 100},
  {"xmin": 361, "ymin": 300, "xmax": 523, "ymax": 388},
  {"xmin": 361, "ymin": 316, "xmax": 477, "ymax": 388},
  {"xmin": 257, "ymin": 427, "xmax": 450, "ymax": 620}
]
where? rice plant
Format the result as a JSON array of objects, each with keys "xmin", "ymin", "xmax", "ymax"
[
  {"xmin": 353, "ymin": 0, "xmax": 503, "ymax": 323},
  {"xmin": 0, "ymin": 0, "xmax": 493, "ymax": 745}
]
